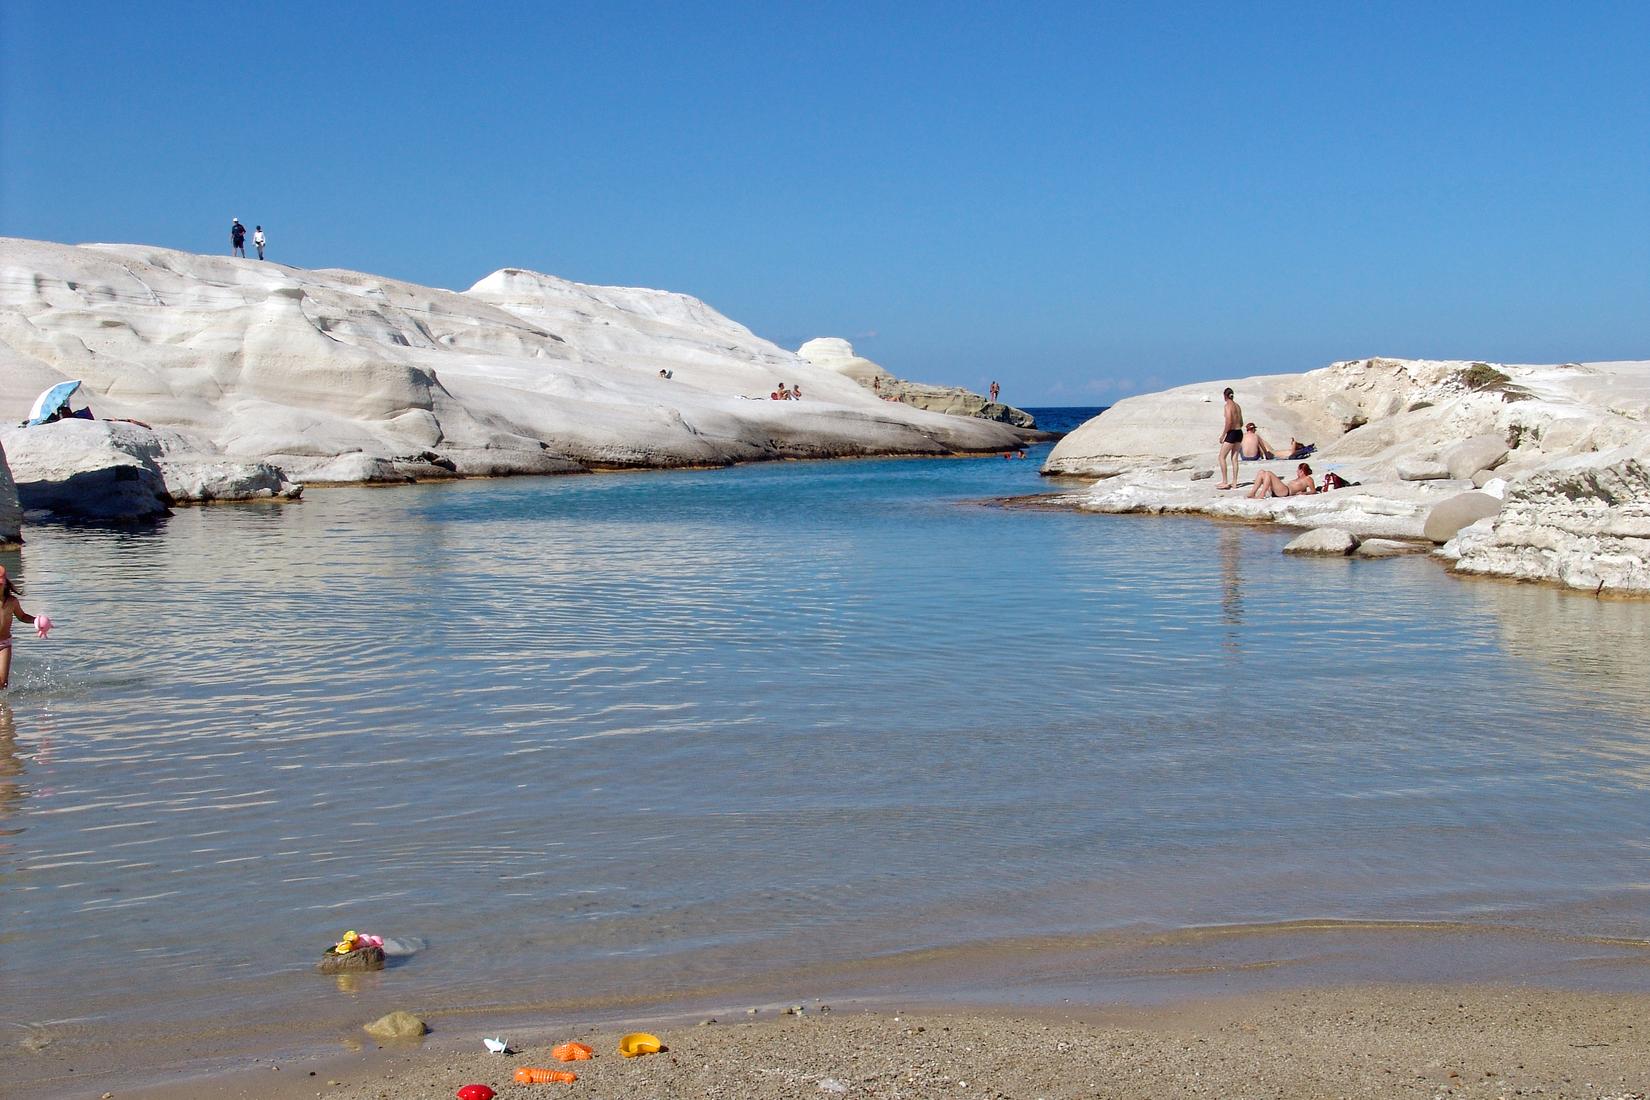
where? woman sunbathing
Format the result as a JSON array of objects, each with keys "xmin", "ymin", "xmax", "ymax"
[{"xmin": 1248, "ymin": 463, "xmax": 1316, "ymax": 499}]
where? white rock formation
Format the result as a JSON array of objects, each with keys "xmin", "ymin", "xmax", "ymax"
[
  {"xmin": 0, "ymin": 440, "xmax": 19, "ymax": 544},
  {"xmin": 0, "ymin": 238, "xmax": 1032, "ymax": 519},
  {"xmin": 1044, "ymin": 357, "xmax": 1650, "ymax": 594},
  {"xmin": 798, "ymin": 337, "xmax": 1037, "ymax": 428}
]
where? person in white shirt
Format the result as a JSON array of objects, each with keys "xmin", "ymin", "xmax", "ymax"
[{"xmin": 253, "ymin": 226, "xmax": 266, "ymax": 260}]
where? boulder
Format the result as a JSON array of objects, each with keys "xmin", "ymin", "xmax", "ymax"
[
  {"xmin": 1441, "ymin": 434, "xmax": 1509, "ymax": 480},
  {"xmin": 1283, "ymin": 527, "xmax": 1358, "ymax": 555},
  {"xmin": 0, "ymin": 440, "xmax": 19, "ymax": 544},
  {"xmin": 316, "ymin": 946, "xmax": 385, "ymax": 974},
  {"xmin": 1, "ymin": 421, "xmax": 172, "ymax": 520},
  {"xmin": 0, "ymin": 421, "xmax": 302, "ymax": 520},
  {"xmin": 1471, "ymin": 468, "xmax": 1498, "ymax": 487},
  {"xmin": 1423, "ymin": 491, "xmax": 1504, "ymax": 544},
  {"xmin": 363, "ymin": 1010, "xmax": 427, "ymax": 1039},
  {"xmin": 1396, "ymin": 459, "xmax": 1451, "ymax": 482},
  {"xmin": 1354, "ymin": 538, "xmax": 1432, "ymax": 558}
]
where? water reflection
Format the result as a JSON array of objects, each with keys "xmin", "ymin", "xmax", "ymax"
[
  {"xmin": 0, "ymin": 704, "xmax": 24, "ymax": 840},
  {"xmin": 1469, "ymin": 579, "xmax": 1650, "ymax": 785},
  {"xmin": 1, "ymin": 453, "xmax": 1648, "ymax": 1083}
]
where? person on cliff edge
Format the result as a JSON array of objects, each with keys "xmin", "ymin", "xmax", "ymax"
[
  {"xmin": 1216, "ymin": 387, "xmax": 1243, "ymax": 489},
  {"xmin": 253, "ymin": 225, "xmax": 265, "ymax": 260},
  {"xmin": 231, "ymin": 218, "xmax": 247, "ymax": 258}
]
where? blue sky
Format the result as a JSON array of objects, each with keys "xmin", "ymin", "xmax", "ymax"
[{"xmin": 2, "ymin": 1, "xmax": 1646, "ymax": 403}]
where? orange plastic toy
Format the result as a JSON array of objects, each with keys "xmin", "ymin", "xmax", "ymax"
[
  {"xmin": 514, "ymin": 1067, "xmax": 578, "ymax": 1084},
  {"xmin": 552, "ymin": 1041, "xmax": 594, "ymax": 1062}
]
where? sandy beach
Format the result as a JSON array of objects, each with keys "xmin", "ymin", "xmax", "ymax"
[{"xmin": 99, "ymin": 984, "xmax": 1648, "ymax": 1100}]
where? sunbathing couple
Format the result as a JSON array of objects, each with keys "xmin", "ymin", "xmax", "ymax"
[
  {"xmin": 770, "ymin": 383, "xmax": 802, "ymax": 400},
  {"xmin": 1216, "ymin": 388, "xmax": 1316, "ymax": 489}
]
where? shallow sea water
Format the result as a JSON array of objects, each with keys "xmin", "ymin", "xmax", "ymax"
[{"xmin": 3, "ymin": 442, "xmax": 1649, "ymax": 1079}]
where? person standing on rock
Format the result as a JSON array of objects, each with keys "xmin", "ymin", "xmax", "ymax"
[
  {"xmin": 989, "ymin": 380, "xmax": 1000, "ymax": 403},
  {"xmin": 231, "ymin": 218, "xmax": 247, "ymax": 258},
  {"xmin": 1216, "ymin": 387, "xmax": 1243, "ymax": 490},
  {"xmin": 253, "ymin": 225, "xmax": 266, "ymax": 260}
]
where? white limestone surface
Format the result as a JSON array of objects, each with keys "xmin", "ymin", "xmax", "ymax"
[
  {"xmin": 0, "ymin": 440, "xmax": 19, "ymax": 543},
  {"xmin": 1044, "ymin": 357, "xmax": 1650, "ymax": 594},
  {"xmin": 0, "ymin": 238, "xmax": 1030, "ymax": 508},
  {"xmin": 799, "ymin": 337, "xmax": 1037, "ymax": 428}
]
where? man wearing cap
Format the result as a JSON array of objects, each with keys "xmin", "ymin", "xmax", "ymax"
[{"xmin": 231, "ymin": 218, "xmax": 247, "ymax": 257}]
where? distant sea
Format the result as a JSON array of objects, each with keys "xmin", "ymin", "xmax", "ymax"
[
  {"xmin": 1023, "ymin": 404, "xmax": 1105, "ymax": 435},
  {"xmin": 3, "ymin": 426, "xmax": 1648, "ymax": 1085}
]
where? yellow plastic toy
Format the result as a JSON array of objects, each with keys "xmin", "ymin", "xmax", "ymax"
[
  {"xmin": 333, "ymin": 930, "xmax": 360, "ymax": 955},
  {"xmin": 618, "ymin": 1032, "xmax": 662, "ymax": 1057}
]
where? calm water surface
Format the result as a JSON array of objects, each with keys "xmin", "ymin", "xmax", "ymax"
[{"xmin": 3, "ymin": 443, "xmax": 1649, "ymax": 1077}]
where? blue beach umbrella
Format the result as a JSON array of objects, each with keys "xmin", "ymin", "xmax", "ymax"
[{"xmin": 25, "ymin": 379, "xmax": 82, "ymax": 426}]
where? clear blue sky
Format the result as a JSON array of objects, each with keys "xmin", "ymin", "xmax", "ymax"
[{"xmin": 3, "ymin": 1, "xmax": 1646, "ymax": 403}]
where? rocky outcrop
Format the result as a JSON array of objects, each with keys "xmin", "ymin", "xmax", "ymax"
[
  {"xmin": 1448, "ymin": 452, "xmax": 1650, "ymax": 595},
  {"xmin": 1044, "ymin": 357, "xmax": 1650, "ymax": 594},
  {"xmin": 0, "ymin": 239, "xmax": 1031, "ymax": 511},
  {"xmin": 798, "ymin": 337, "xmax": 1038, "ymax": 429},
  {"xmin": 0, "ymin": 441, "xmax": 19, "ymax": 544},
  {"xmin": 1, "ymin": 420, "xmax": 301, "ymax": 521}
]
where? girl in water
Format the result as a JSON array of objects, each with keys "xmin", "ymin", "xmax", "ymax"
[{"xmin": 0, "ymin": 567, "xmax": 46, "ymax": 690}]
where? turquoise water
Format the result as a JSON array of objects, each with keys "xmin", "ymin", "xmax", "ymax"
[{"xmin": 3, "ymin": 443, "xmax": 1649, "ymax": 1078}]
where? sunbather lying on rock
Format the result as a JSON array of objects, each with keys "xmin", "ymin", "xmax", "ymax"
[{"xmin": 1248, "ymin": 463, "xmax": 1317, "ymax": 499}]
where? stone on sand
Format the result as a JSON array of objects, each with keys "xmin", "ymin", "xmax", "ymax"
[{"xmin": 1423, "ymin": 491, "xmax": 1504, "ymax": 544}]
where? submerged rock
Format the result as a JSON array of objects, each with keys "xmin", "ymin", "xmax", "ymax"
[
  {"xmin": 316, "ymin": 946, "xmax": 386, "ymax": 973},
  {"xmin": 1354, "ymin": 538, "xmax": 1432, "ymax": 558}
]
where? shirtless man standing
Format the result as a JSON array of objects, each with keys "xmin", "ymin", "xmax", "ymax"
[{"xmin": 1216, "ymin": 387, "xmax": 1243, "ymax": 489}]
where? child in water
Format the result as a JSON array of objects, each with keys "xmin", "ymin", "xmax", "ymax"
[{"xmin": 0, "ymin": 566, "xmax": 48, "ymax": 690}]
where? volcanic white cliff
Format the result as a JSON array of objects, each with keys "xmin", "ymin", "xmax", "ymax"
[
  {"xmin": 0, "ymin": 238, "xmax": 1034, "ymax": 528},
  {"xmin": 1042, "ymin": 357, "xmax": 1650, "ymax": 595}
]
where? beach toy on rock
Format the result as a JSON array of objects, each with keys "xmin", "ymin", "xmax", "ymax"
[
  {"xmin": 618, "ymin": 1031, "xmax": 662, "ymax": 1057},
  {"xmin": 456, "ymin": 1086, "xmax": 496, "ymax": 1100},
  {"xmin": 514, "ymin": 1066, "xmax": 578, "ymax": 1084},
  {"xmin": 315, "ymin": 929, "xmax": 387, "ymax": 973},
  {"xmin": 551, "ymin": 1040, "xmax": 593, "ymax": 1061}
]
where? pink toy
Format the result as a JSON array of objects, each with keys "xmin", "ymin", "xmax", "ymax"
[
  {"xmin": 357, "ymin": 933, "xmax": 383, "ymax": 949},
  {"xmin": 34, "ymin": 615, "xmax": 51, "ymax": 639}
]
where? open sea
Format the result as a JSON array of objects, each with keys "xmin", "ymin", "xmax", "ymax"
[{"xmin": 4, "ymin": 418, "xmax": 1649, "ymax": 1086}]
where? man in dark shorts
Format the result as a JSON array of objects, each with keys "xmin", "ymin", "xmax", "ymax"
[
  {"xmin": 1216, "ymin": 387, "xmax": 1243, "ymax": 489},
  {"xmin": 231, "ymin": 218, "xmax": 247, "ymax": 257}
]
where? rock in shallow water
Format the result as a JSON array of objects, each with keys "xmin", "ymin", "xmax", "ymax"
[
  {"xmin": 1283, "ymin": 527, "xmax": 1359, "ymax": 555},
  {"xmin": 363, "ymin": 1010, "xmax": 426, "ymax": 1039},
  {"xmin": 1354, "ymin": 538, "xmax": 1432, "ymax": 558},
  {"xmin": 316, "ymin": 946, "xmax": 385, "ymax": 973}
]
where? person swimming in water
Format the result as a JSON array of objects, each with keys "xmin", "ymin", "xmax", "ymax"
[{"xmin": 0, "ymin": 567, "xmax": 45, "ymax": 690}]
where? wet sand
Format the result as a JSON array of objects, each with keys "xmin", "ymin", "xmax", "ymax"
[{"xmin": 60, "ymin": 984, "xmax": 1648, "ymax": 1099}]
